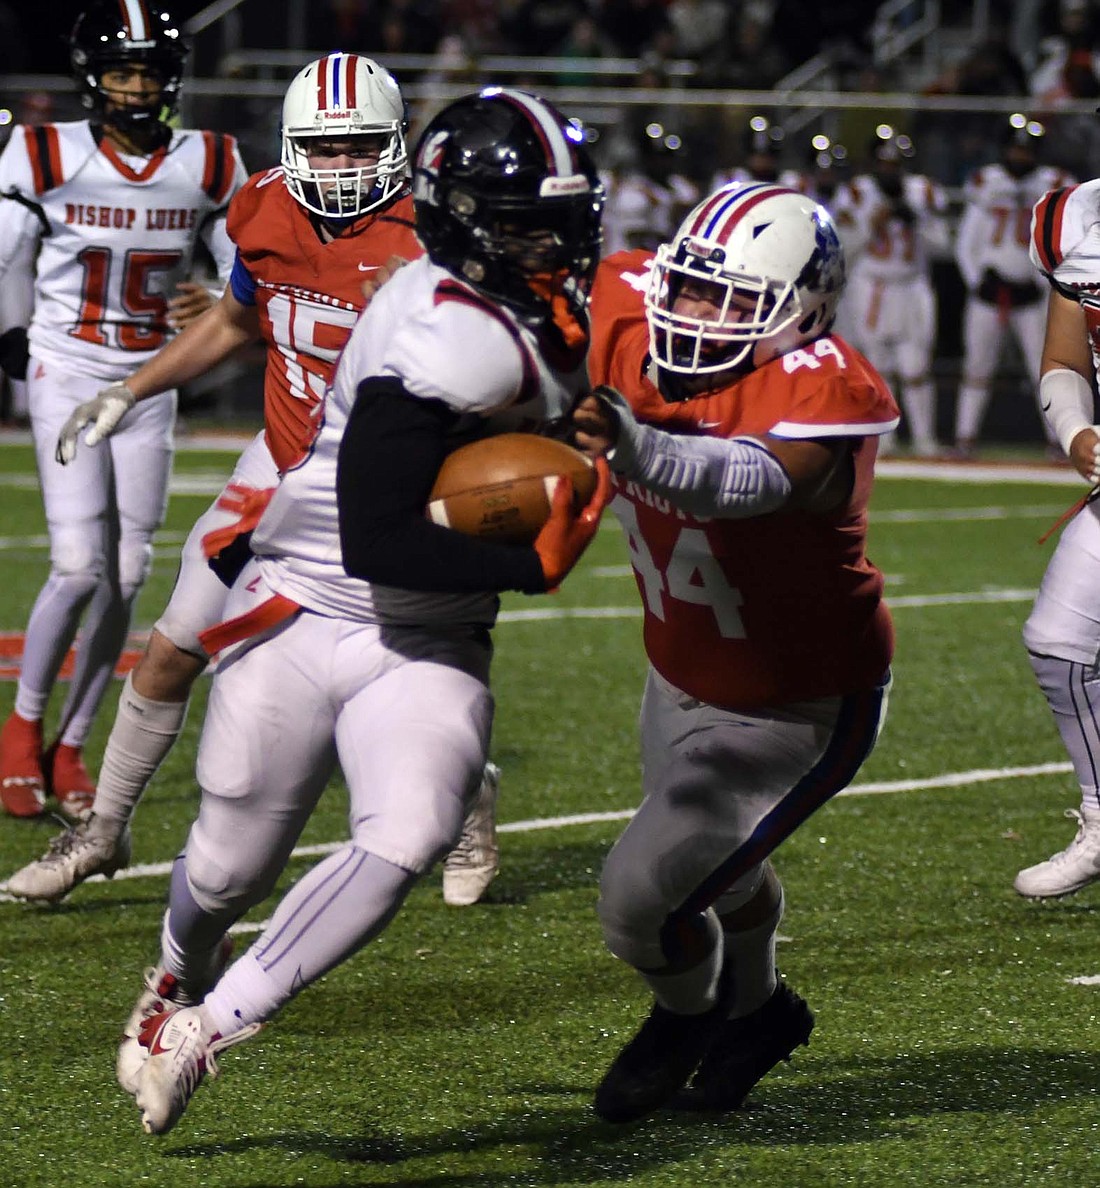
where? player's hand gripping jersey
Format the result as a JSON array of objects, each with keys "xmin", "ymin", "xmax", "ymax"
[
  {"xmin": 588, "ymin": 250, "xmax": 897, "ymax": 709},
  {"xmin": 248, "ymin": 254, "xmax": 590, "ymax": 627},
  {"xmin": 227, "ymin": 169, "xmax": 420, "ymax": 472},
  {"xmin": 0, "ymin": 120, "xmax": 245, "ymax": 379}
]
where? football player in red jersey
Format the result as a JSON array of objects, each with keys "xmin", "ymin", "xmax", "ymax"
[
  {"xmin": 571, "ymin": 181, "xmax": 899, "ymax": 1123},
  {"xmin": 5, "ymin": 55, "xmax": 499, "ymax": 909},
  {"xmin": 0, "ymin": 0, "xmax": 246, "ymax": 823}
]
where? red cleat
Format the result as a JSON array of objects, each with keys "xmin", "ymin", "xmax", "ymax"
[
  {"xmin": 0, "ymin": 711, "xmax": 46, "ymax": 817},
  {"xmin": 45, "ymin": 742, "xmax": 97, "ymax": 822}
]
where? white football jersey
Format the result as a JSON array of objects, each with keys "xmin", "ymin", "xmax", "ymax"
[
  {"xmin": 600, "ymin": 169, "xmax": 675, "ymax": 256},
  {"xmin": 957, "ymin": 163, "xmax": 1072, "ymax": 288},
  {"xmin": 0, "ymin": 120, "xmax": 245, "ymax": 380},
  {"xmin": 251, "ymin": 256, "xmax": 589, "ymax": 625},
  {"xmin": 833, "ymin": 173, "xmax": 950, "ymax": 282},
  {"xmin": 1030, "ymin": 179, "xmax": 1100, "ymax": 371}
]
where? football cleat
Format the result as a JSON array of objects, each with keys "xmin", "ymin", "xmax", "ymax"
[
  {"xmin": 0, "ymin": 711, "xmax": 46, "ymax": 817},
  {"xmin": 1014, "ymin": 808, "xmax": 1100, "ymax": 898},
  {"xmin": 117, "ymin": 936, "xmax": 233, "ymax": 1095},
  {"xmin": 5, "ymin": 817, "xmax": 131, "ymax": 903},
  {"xmin": 594, "ymin": 967, "xmax": 733, "ymax": 1124},
  {"xmin": 45, "ymin": 741, "xmax": 97, "ymax": 822},
  {"xmin": 442, "ymin": 762, "xmax": 500, "ymax": 906},
  {"xmin": 135, "ymin": 1005, "xmax": 260, "ymax": 1135},
  {"xmin": 683, "ymin": 979, "xmax": 814, "ymax": 1111}
]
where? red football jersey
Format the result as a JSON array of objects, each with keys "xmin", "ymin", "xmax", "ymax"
[
  {"xmin": 589, "ymin": 250, "xmax": 898, "ymax": 709},
  {"xmin": 228, "ymin": 169, "xmax": 422, "ymax": 471}
]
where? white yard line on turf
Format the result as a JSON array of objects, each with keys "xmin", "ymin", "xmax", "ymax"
[{"xmin": 0, "ymin": 759, "xmax": 1074, "ymax": 904}]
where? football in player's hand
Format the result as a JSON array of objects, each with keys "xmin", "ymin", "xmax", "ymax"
[{"xmin": 428, "ymin": 433, "xmax": 598, "ymax": 545}]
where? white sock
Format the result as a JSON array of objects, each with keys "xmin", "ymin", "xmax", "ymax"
[
  {"xmin": 204, "ymin": 952, "xmax": 285, "ymax": 1038},
  {"xmin": 92, "ymin": 671, "xmax": 188, "ymax": 833},
  {"xmin": 641, "ymin": 910, "xmax": 724, "ymax": 1015},
  {"xmin": 902, "ymin": 379, "xmax": 939, "ymax": 452},
  {"xmin": 718, "ymin": 867, "xmax": 784, "ymax": 1018},
  {"xmin": 954, "ymin": 381, "xmax": 990, "ymax": 445}
]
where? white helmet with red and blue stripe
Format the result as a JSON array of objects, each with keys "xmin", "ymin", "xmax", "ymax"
[
  {"xmin": 281, "ymin": 53, "xmax": 407, "ymax": 220},
  {"xmin": 645, "ymin": 181, "xmax": 845, "ymax": 381}
]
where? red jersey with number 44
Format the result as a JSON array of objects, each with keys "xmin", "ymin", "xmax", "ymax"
[
  {"xmin": 588, "ymin": 249, "xmax": 899, "ymax": 709},
  {"xmin": 228, "ymin": 169, "xmax": 421, "ymax": 472}
]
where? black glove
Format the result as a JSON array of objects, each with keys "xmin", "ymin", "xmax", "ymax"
[{"xmin": 0, "ymin": 327, "xmax": 29, "ymax": 381}]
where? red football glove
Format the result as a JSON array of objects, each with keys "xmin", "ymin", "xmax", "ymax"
[{"xmin": 533, "ymin": 456, "xmax": 613, "ymax": 591}]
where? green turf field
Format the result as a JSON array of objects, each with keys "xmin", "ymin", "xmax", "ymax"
[{"xmin": 2, "ymin": 439, "xmax": 1099, "ymax": 1187}]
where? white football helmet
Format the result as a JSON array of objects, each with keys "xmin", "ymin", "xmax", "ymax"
[
  {"xmin": 281, "ymin": 53, "xmax": 408, "ymax": 220},
  {"xmin": 645, "ymin": 182, "xmax": 846, "ymax": 383}
]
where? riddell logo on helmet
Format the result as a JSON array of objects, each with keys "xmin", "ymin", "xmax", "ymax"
[
  {"xmin": 685, "ymin": 241, "xmax": 724, "ymax": 263},
  {"xmin": 539, "ymin": 175, "xmax": 590, "ymax": 197}
]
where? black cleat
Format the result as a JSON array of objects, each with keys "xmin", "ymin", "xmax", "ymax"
[
  {"xmin": 683, "ymin": 980, "xmax": 814, "ymax": 1111},
  {"xmin": 594, "ymin": 972, "xmax": 733, "ymax": 1124}
]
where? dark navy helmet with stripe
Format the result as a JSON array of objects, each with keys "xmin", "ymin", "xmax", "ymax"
[
  {"xmin": 70, "ymin": 0, "xmax": 189, "ymax": 137},
  {"xmin": 412, "ymin": 87, "xmax": 604, "ymax": 325}
]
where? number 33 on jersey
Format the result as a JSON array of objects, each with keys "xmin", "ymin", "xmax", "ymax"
[{"xmin": 588, "ymin": 249, "xmax": 898, "ymax": 710}]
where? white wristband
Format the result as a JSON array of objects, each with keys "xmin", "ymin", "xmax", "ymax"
[{"xmin": 1040, "ymin": 368, "xmax": 1097, "ymax": 456}]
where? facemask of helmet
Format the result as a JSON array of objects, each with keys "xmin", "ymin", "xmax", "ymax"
[
  {"xmin": 69, "ymin": 0, "xmax": 188, "ymax": 141},
  {"xmin": 645, "ymin": 183, "xmax": 846, "ymax": 398},
  {"xmin": 412, "ymin": 87, "xmax": 604, "ymax": 326},
  {"xmin": 281, "ymin": 53, "xmax": 408, "ymax": 221}
]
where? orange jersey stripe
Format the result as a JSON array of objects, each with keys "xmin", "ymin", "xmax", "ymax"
[
  {"xmin": 24, "ymin": 125, "xmax": 62, "ymax": 195},
  {"xmin": 201, "ymin": 131, "xmax": 236, "ymax": 204}
]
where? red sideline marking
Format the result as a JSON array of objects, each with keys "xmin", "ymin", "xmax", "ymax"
[{"xmin": 0, "ymin": 631, "xmax": 149, "ymax": 681}]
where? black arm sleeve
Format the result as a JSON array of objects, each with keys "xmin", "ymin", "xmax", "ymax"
[{"xmin": 336, "ymin": 377, "xmax": 548, "ymax": 594}]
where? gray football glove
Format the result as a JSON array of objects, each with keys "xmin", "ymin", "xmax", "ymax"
[{"xmin": 55, "ymin": 382, "xmax": 137, "ymax": 465}]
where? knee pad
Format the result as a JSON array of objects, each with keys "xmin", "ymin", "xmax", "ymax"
[
  {"xmin": 118, "ymin": 538, "xmax": 153, "ymax": 604},
  {"xmin": 49, "ymin": 531, "xmax": 105, "ymax": 599},
  {"xmin": 185, "ymin": 824, "xmax": 278, "ymax": 917},
  {"xmin": 597, "ymin": 864, "xmax": 672, "ymax": 970}
]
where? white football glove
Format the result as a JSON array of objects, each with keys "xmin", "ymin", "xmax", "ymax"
[{"xmin": 55, "ymin": 382, "xmax": 137, "ymax": 465}]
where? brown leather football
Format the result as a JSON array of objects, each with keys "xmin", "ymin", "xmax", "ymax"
[{"xmin": 427, "ymin": 433, "xmax": 598, "ymax": 545}]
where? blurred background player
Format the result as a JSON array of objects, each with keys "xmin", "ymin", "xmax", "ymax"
[
  {"xmin": 802, "ymin": 134, "xmax": 850, "ymax": 209},
  {"xmin": 116, "ymin": 88, "xmax": 609, "ymax": 1136},
  {"xmin": 5, "ymin": 54, "xmax": 506, "ymax": 911},
  {"xmin": 600, "ymin": 122, "xmax": 698, "ymax": 256},
  {"xmin": 0, "ymin": 0, "xmax": 245, "ymax": 821},
  {"xmin": 573, "ymin": 182, "xmax": 897, "ymax": 1123},
  {"xmin": 711, "ymin": 115, "xmax": 797, "ymax": 190},
  {"xmin": 1015, "ymin": 177, "xmax": 1100, "ymax": 899},
  {"xmin": 834, "ymin": 127, "xmax": 950, "ymax": 457},
  {"xmin": 952, "ymin": 116, "xmax": 1074, "ymax": 459}
]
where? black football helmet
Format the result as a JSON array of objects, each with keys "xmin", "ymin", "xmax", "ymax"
[
  {"xmin": 412, "ymin": 88, "xmax": 604, "ymax": 325},
  {"xmin": 70, "ymin": 0, "xmax": 188, "ymax": 137}
]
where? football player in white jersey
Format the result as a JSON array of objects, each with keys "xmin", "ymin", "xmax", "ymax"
[
  {"xmin": 114, "ymin": 88, "xmax": 610, "ymax": 1137},
  {"xmin": 0, "ymin": 0, "xmax": 245, "ymax": 821},
  {"xmin": 1014, "ymin": 179, "xmax": 1100, "ymax": 898},
  {"xmin": 833, "ymin": 128, "xmax": 950, "ymax": 457},
  {"xmin": 953, "ymin": 118, "xmax": 1074, "ymax": 457}
]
